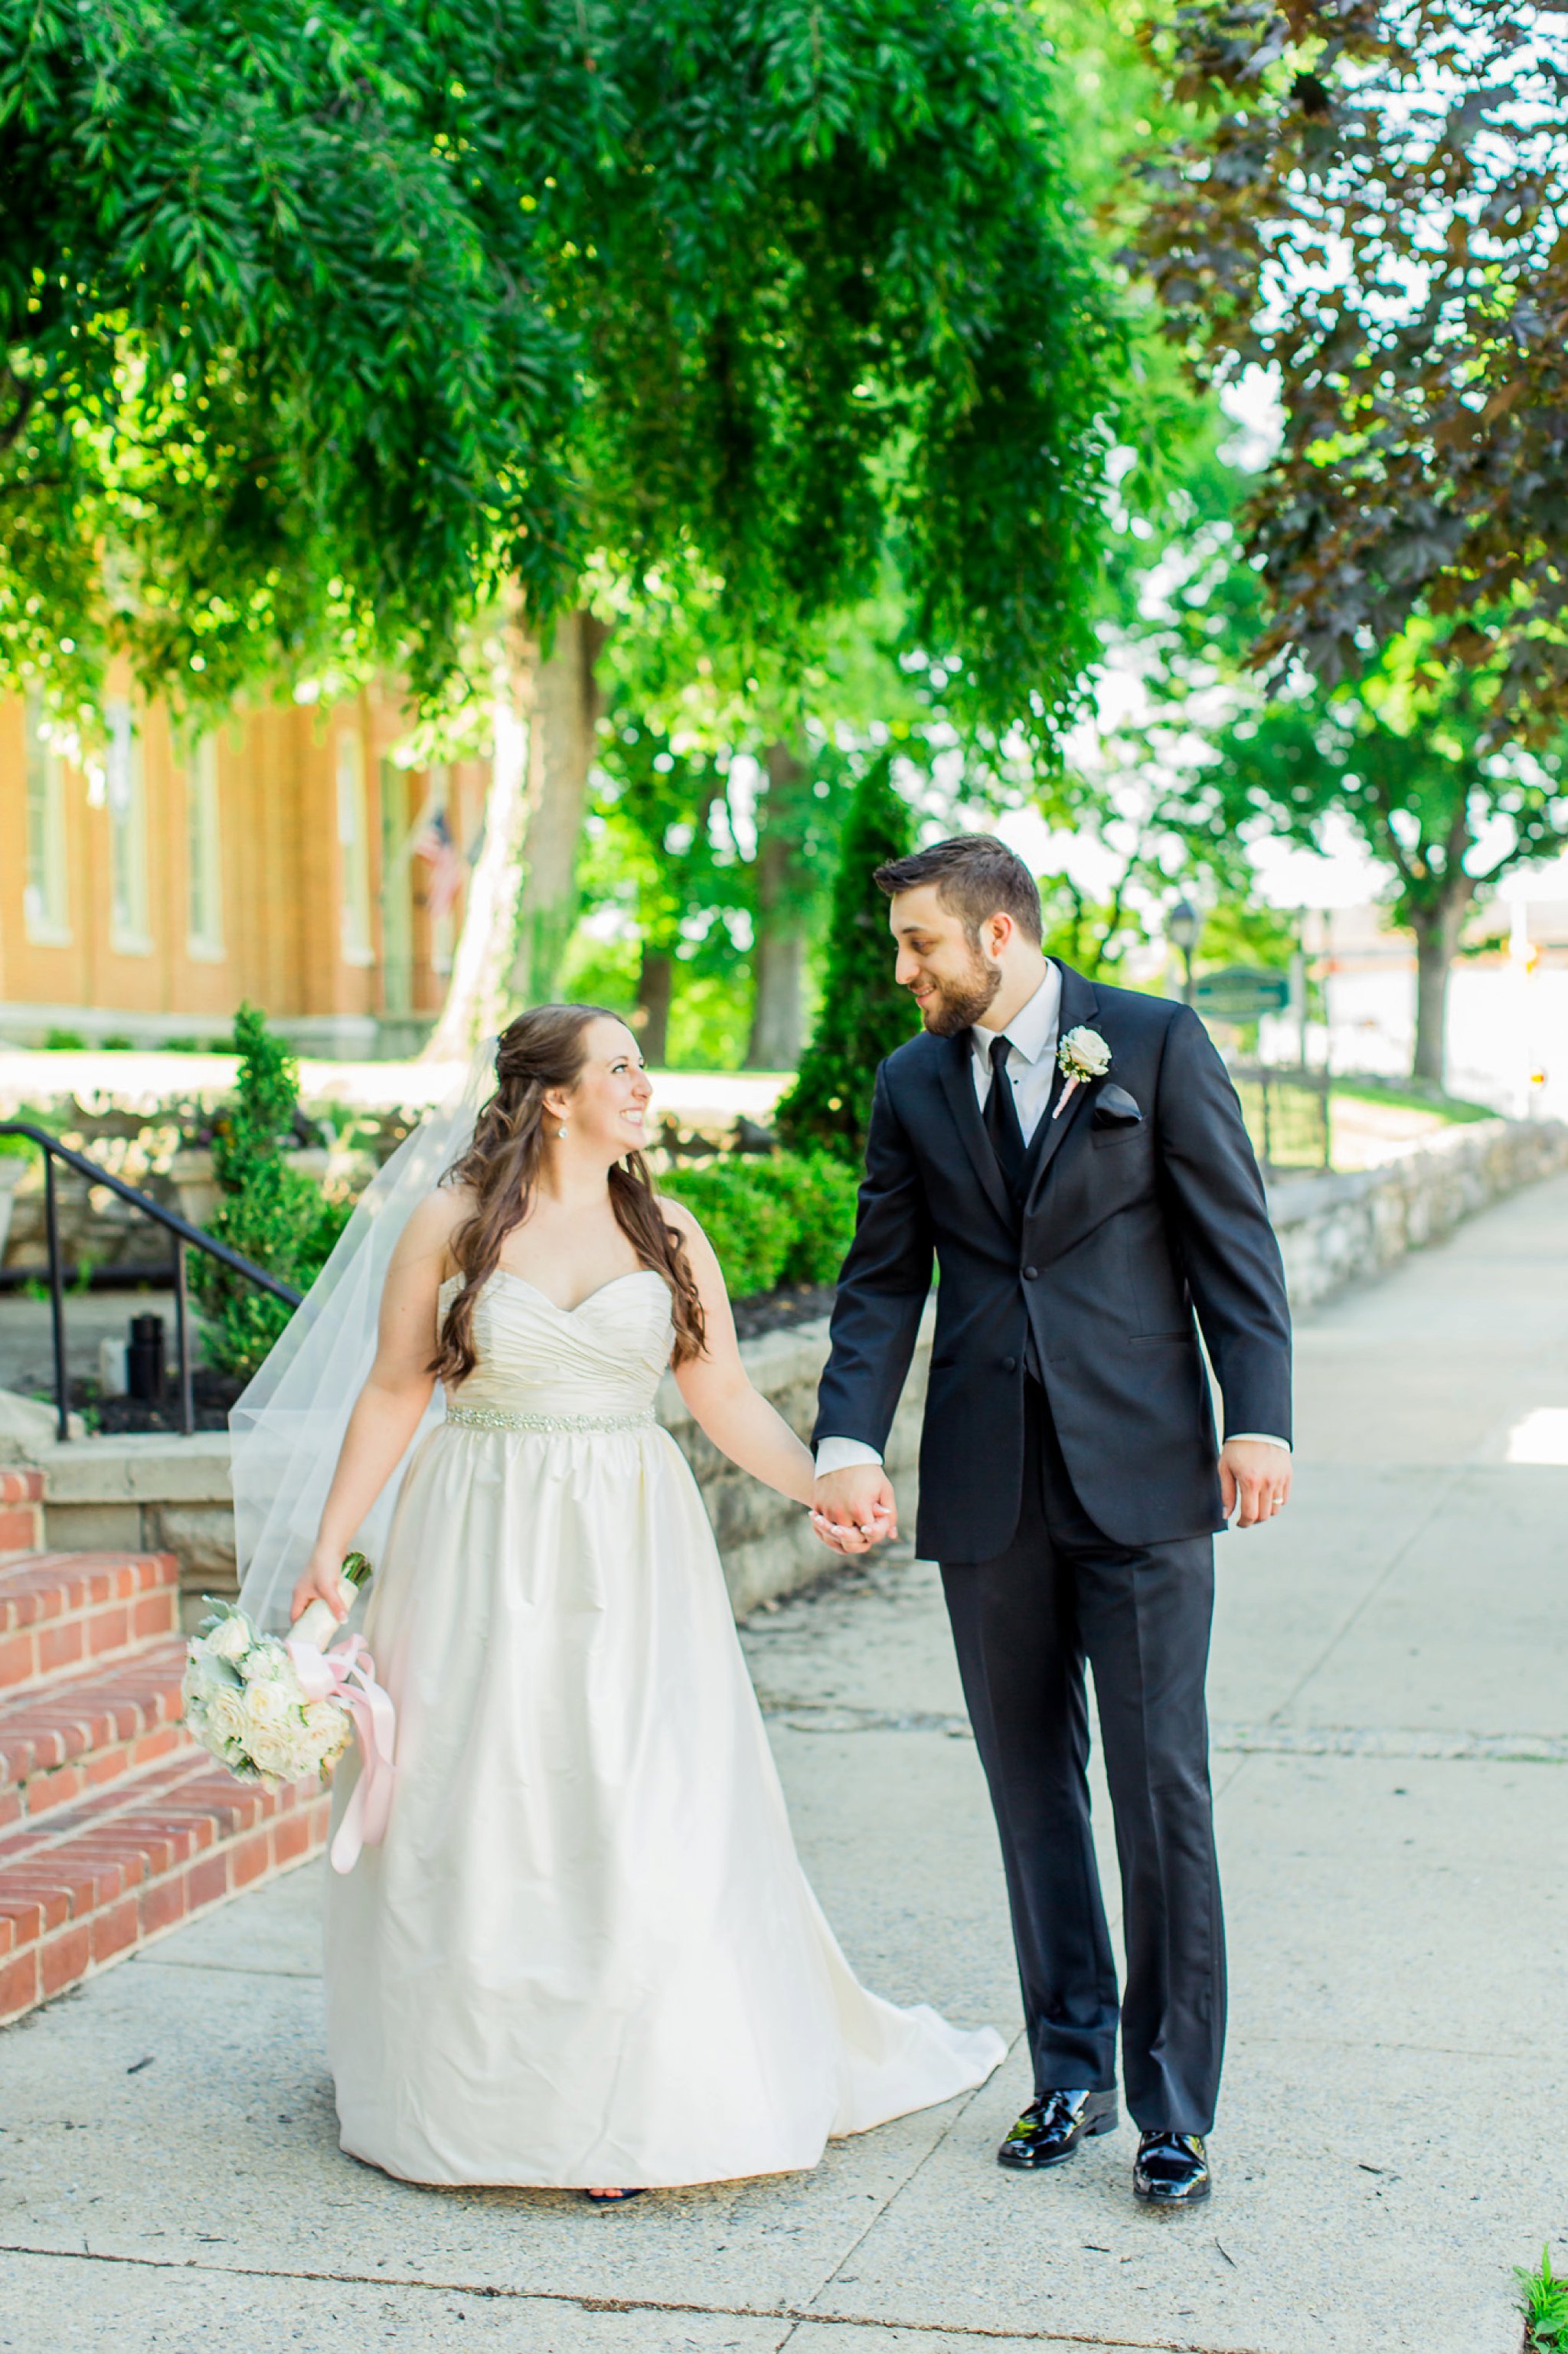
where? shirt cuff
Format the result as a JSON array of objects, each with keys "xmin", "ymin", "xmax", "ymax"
[
  {"xmin": 814, "ymin": 1437, "xmax": 885, "ymax": 1477},
  {"xmin": 1227, "ymin": 1433, "xmax": 1292, "ymax": 1454}
]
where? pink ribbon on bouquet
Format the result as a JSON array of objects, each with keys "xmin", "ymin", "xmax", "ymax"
[{"xmin": 285, "ymin": 1630, "xmax": 397, "ymax": 1874}]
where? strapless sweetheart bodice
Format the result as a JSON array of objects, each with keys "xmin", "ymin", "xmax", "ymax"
[{"xmin": 438, "ymin": 1267, "xmax": 674, "ymax": 1421}]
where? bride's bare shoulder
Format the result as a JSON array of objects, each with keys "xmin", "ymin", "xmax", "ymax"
[
  {"xmin": 658, "ymin": 1195, "xmax": 705, "ymax": 1247},
  {"xmin": 394, "ymin": 1182, "xmax": 472, "ymax": 1273}
]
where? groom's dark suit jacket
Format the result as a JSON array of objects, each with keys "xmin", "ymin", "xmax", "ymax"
[{"xmin": 813, "ymin": 961, "xmax": 1292, "ymax": 1561}]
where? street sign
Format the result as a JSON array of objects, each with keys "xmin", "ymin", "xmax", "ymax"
[{"xmin": 1192, "ymin": 966, "xmax": 1292, "ymax": 1022}]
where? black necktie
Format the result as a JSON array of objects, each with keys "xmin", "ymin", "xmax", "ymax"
[{"xmin": 983, "ymin": 1032, "xmax": 1027, "ymax": 1195}]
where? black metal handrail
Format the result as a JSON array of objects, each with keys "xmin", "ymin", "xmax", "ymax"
[
  {"xmin": 0, "ymin": 1123, "xmax": 302, "ymax": 1442},
  {"xmin": 1227, "ymin": 1062, "xmax": 1333, "ymax": 1175}
]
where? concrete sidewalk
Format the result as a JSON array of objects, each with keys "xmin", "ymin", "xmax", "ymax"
[{"xmin": 3, "ymin": 1176, "xmax": 1567, "ymax": 2354}]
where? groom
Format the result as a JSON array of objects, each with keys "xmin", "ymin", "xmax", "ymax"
[{"xmin": 811, "ymin": 836, "xmax": 1292, "ymax": 2209}]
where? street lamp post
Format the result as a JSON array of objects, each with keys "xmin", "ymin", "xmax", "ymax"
[{"xmin": 1168, "ymin": 897, "xmax": 1204, "ymax": 1007}]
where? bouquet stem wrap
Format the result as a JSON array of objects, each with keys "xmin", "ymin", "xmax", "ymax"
[{"xmin": 283, "ymin": 1630, "xmax": 397, "ymax": 1873}]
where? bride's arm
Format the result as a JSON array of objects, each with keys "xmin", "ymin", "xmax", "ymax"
[
  {"xmin": 288, "ymin": 1188, "xmax": 462, "ymax": 1626},
  {"xmin": 666, "ymin": 1202, "xmax": 817, "ymax": 1507}
]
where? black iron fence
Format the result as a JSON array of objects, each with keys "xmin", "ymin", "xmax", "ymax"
[
  {"xmin": 1227, "ymin": 1064, "xmax": 1332, "ymax": 1175},
  {"xmin": 0, "ymin": 1123, "xmax": 301, "ymax": 1441}
]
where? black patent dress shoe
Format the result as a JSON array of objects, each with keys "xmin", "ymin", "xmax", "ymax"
[
  {"xmin": 997, "ymin": 2087, "xmax": 1119, "ymax": 2169},
  {"xmin": 1133, "ymin": 2131, "xmax": 1210, "ymax": 2206}
]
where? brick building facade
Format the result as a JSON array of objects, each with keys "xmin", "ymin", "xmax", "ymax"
[{"xmin": 0, "ymin": 688, "xmax": 487, "ymax": 1057}]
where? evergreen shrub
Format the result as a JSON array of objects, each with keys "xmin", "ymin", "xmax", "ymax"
[
  {"xmin": 193, "ymin": 1005, "xmax": 350, "ymax": 1378},
  {"xmin": 774, "ymin": 756, "xmax": 919, "ymax": 1166},
  {"xmin": 662, "ymin": 1150, "xmax": 860, "ymax": 1300},
  {"xmin": 661, "ymin": 1160, "xmax": 795, "ymax": 1296}
]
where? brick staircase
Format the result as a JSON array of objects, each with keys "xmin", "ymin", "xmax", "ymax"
[{"xmin": 0, "ymin": 1470, "xmax": 329, "ymax": 2024}]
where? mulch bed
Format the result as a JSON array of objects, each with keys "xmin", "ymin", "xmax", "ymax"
[
  {"xmin": 730, "ymin": 1284, "xmax": 836, "ymax": 1341},
  {"xmin": 75, "ymin": 1367, "xmax": 244, "ymax": 1437}
]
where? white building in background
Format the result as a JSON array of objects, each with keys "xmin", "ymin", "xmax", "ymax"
[{"xmin": 1257, "ymin": 891, "xmax": 1568, "ymax": 1120}]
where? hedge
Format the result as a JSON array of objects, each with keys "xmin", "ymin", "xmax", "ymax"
[{"xmin": 661, "ymin": 1150, "xmax": 861, "ymax": 1299}]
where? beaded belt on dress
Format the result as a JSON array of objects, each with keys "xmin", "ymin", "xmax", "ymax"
[{"xmin": 444, "ymin": 1402, "xmax": 656, "ymax": 1434}]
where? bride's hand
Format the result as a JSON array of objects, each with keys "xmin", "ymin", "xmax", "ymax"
[{"xmin": 290, "ymin": 1543, "xmax": 351, "ymax": 1628}]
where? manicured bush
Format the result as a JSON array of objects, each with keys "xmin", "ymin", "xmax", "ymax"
[
  {"xmin": 774, "ymin": 755, "xmax": 919, "ymax": 1165},
  {"xmin": 662, "ymin": 1149, "xmax": 860, "ymax": 1300},
  {"xmin": 660, "ymin": 1159, "xmax": 797, "ymax": 1298},
  {"xmin": 192, "ymin": 1005, "xmax": 350, "ymax": 1378},
  {"xmin": 755, "ymin": 1151, "xmax": 861, "ymax": 1286}
]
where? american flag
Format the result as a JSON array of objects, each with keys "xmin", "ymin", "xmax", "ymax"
[{"xmin": 410, "ymin": 806, "xmax": 465, "ymax": 919}]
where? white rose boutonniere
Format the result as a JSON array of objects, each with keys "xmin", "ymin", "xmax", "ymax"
[{"xmin": 1053, "ymin": 1025, "xmax": 1112, "ymax": 1120}]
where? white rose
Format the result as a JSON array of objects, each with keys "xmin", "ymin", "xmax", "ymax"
[
  {"xmin": 240, "ymin": 1644, "xmax": 294, "ymax": 1685},
  {"xmin": 204, "ymin": 1614, "xmax": 252, "ymax": 1663},
  {"xmin": 204, "ymin": 1687, "xmax": 250, "ymax": 1746},
  {"xmin": 250, "ymin": 1731, "xmax": 313, "ymax": 1783},
  {"xmin": 242, "ymin": 1680, "xmax": 295, "ymax": 1735},
  {"xmin": 303, "ymin": 1701, "xmax": 351, "ymax": 1764},
  {"xmin": 1061, "ymin": 1025, "xmax": 1112, "ymax": 1077}
]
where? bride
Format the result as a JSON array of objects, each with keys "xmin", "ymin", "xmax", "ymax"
[{"xmin": 283, "ymin": 1003, "xmax": 1003, "ymax": 2199}]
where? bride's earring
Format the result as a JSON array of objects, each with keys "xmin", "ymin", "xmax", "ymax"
[{"xmin": 557, "ymin": 1123, "xmax": 568, "ymax": 1139}]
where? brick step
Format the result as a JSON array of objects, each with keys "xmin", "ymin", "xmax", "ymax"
[
  {"xmin": 0, "ymin": 1748, "xmax": 331, "ymax": 2023},
  {"xmin": 0, "ymin": 1637, "xmax": 193, "ymax": 1831},
  {"xmin": 0, "ymin": 1470, "xmax": 44, "ymax": 1560},
  {"xmin": 0, "ymin": 1549, "xmax": 181, "ymax": 1696}
]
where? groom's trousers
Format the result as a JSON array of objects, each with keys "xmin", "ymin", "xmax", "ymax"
[{"xmin": 939, "ymin": 1378, "xmax": 1225, "ymax": 2137}]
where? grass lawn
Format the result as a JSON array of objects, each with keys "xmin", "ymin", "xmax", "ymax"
[{"xmin": 1329, "ymin": 1076, "xmax": 1494, "ymax": 1123}]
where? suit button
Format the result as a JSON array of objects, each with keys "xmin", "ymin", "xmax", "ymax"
[
  {"xmin": 1002, "ymin": 1355, "xmax": 1017, "ymax": 1373},
  {"xmin": 1023, "ymin": 1264, "xmax": 1038, "ymax": 1280}
]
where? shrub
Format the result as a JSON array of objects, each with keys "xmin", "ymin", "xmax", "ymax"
[
  {"xmin": 774, "ymin": 755, "xmax": 919, "ymax": 1165},
  {"xmin": 662, "ymin": 1149, "xmax": 860, "ymax": 1299},
  {"xmin": 754, "ymin": 1151, "xmax": 861, "ymax": 1286},
  {"xmin": 660, "ymin": 1160, "xmax": 797, "ymax": 1298},
  {"xmin": 44, "ymin": 1027, "xmax": 85, "ymax": 1050},
  {"xmin": 192, "ymin": 1005, "xmax": 350, "ymax": 1378}
]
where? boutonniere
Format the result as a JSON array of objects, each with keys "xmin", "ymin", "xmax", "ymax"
[{"xmin": 1053, "ymin": 1025, "xmax": 1112, "ymax": 1120}]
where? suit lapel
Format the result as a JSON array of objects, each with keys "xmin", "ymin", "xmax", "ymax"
[
  {"xmin": 936, "ymin": 1031, "xmax": 1014, "ymax": 1231},
  {"xmin": 1021, "ymin": 961, "xmax": 1100, "ymax": 1215}
]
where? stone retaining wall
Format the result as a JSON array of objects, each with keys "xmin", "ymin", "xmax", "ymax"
[
  {"xmin": 17, "ymin": 1309, "xmax": 933, "ymax": 1628},
  {"xmin": 12, "ymin": 1116, "xmax": 1566, "ymax": 1614},
  {"xmin": 1267, "ymin": 1115, "xmax": 1568, "ymax": 1309}
]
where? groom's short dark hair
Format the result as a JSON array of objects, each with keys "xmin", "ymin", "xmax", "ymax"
[{"xmin": 874, "ymin": 835, "xmax": 1043, "ymax": 946}]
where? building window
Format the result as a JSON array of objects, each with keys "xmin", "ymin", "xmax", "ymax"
[
  {"xmin": 106, "ymin": 700, "xmax": 152, "ymax": 955},
  {"xmin": 23, "ymin": 696, "xmax": 71, "ymax": 944},
  {"xmin": 185, "ymin": 734, "xmax": 224, "ymax": 960},
  {"xmin": 337, "ymin": 726, "xmax": 374, "ymax": 965}
]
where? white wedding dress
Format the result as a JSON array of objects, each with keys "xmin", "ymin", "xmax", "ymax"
[{"xmin": 324, "ymin": 1267, "xmax": 1004, "ymax": 2189}]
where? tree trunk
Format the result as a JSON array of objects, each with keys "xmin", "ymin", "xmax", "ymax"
[
  {"xmin": 420, "ymin": 641, "xmax": 532, "ymax": 1061},
  {"xmin": 507, "ymin": 608, "xmax": 609, "ymax": 1008},
  {"xmin": 635, "ymin": 946, "xmax": 674, "ymax": 1065},
  {"xmin": 745, "ymin": 744, "xmax": 811, "ymax": 1071},
  {"xmin": 1410, "ymin": 890, "xmax": 1470, "ymax": 1086}
]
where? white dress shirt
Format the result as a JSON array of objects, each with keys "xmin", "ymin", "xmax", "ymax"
[{"xmin": 815, "ymin": 966, "xmax": 1287, "ymax": 1475}]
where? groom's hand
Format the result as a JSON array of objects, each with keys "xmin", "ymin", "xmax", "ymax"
[
  {"xmin": 812, "ymin": 1466, "xmax": 899, "ymax": 1554},
  {"xmin": 1220, "ymin": 1439, "xmax": 1292, "ymax": 1528}
]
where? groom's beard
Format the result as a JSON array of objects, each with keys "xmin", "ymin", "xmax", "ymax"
[{"xmin": 911, "ymin": 947, "xmax": 1001, "ymax": 1037}]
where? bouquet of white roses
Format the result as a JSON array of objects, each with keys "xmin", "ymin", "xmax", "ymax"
[{"xmin": 181, "ymin": 1553, "xmax": 372, "ymax": 1790}]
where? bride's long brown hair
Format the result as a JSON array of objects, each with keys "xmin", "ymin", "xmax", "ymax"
[{"xmin": 430, "ymin": 1004, "xmax": 706, "ymax": 1387}]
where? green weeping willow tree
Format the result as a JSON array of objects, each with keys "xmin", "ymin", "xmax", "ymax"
[{"xmin": 2, "ymin": 0, "xmax": 1117, "ymax": 734}]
